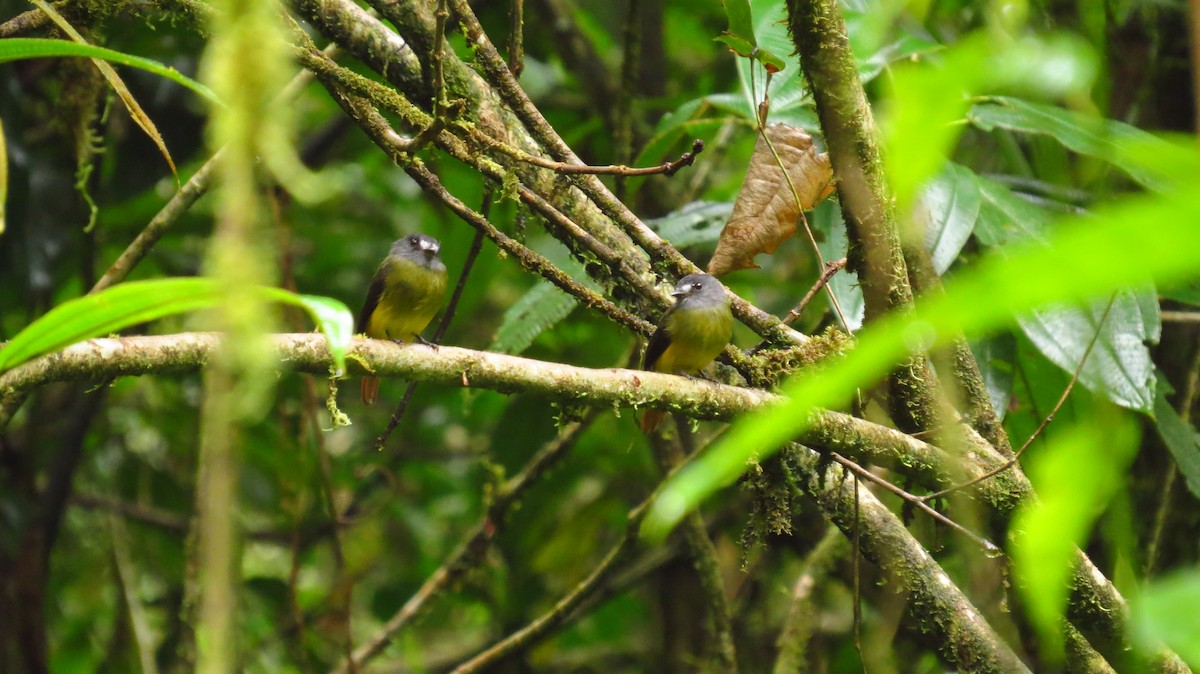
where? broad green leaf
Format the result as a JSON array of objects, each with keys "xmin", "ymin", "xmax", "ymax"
[
  {"xmin": 1131, "ymin": 570, "xmax": 1200, "ymax": 667},
  {"xmin": 644, "ymin": 141, "xmax": 1200, "ymax": 538},
  {"xmin": 1011, "ymin": 417, "xmax": 1137, "ymax": 654},
  {"xmin": 1152, "ymin": 380, "xmax": 1200, "ymax": 500},
  {"xmin": 918, "ymin": 162, "xmax": 981, "ymax": 274},
  {"xmin": 0, "ymin": 279, "xmax": 353, "ymax": 375},
  {"xmin": 489, "ymin": 281, "xmax": 578, "ymax": 356},
  {"xmin": 734, "ymin": 0, "xmax": 804, "ymax": 121},
  {"xmin": 968, "ymin": 96, "xmax": 1168, "ymax": 191},
  {"xmin": 1017, "ymin": 290, "xmax": 1159, "ymax": 413},
  {"xmin": 646, "ymin": 201, "xmax": 732, "ymax": 248},
  {"xmin": 717, "ymin": 0, "xmax": 787, "ymax": 72},
  {"xmin": 720, "ymin": 0, "xmax": 755, "ymax": 48},
  {"xmin": 0, "ymin": 38, "xmax": 221, "ymax": 106},
  {"xmin": 974, "ymin": 173, "xmax": 1052, "ymax": 246}
]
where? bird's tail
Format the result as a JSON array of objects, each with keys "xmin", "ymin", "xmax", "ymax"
[
  {"xmin": 640, "ymin": 409, "xmax": 666, "ymax": 433},
  {"xmin": 361, "ymin": 376, "xmax": 380, "ymax": 405}
]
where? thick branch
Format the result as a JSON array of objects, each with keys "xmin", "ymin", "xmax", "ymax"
[{"xmin": 785, "ymin": 0, "xmax": 937, "ymax": 431}]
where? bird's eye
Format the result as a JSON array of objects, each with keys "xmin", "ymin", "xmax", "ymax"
[
  {"xmin": 408, "ymin": 236, "xmax": 420, "ymax": 246},
  {"xmin": 692, "ymin": 282, "xmax": 703, "ymax": 291}
]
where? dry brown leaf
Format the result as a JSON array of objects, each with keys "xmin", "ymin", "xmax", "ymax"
[
  {"xmin": 32, "ymin": 0, "xmax": 178, "ymax": 183},
  {"xmin": 707, "ymin": 124, "xmax": 834, "ymax": 276}
]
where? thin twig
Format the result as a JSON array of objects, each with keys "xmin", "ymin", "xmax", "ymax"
[
  {"xmin": 1161, "ymin": 311, "xmax": 1200, "ymax": 323},
  {"xmin": 513, "ymin": 138, "xmax": 704, "ymax": 177},
  {"xmin": 506, "ymin": 0, "xmax": 524, "ymax": 76},
  {"xmin": 784, "ymin": 257, "xmax": 848, "ymax": 325},
  {"xmin": 832, "ymin": 453, "xmax": 999, "ymax": 554},
  {"xmin": 920, "ymin": 293, "xmax": 1119, "ymax": 503}
]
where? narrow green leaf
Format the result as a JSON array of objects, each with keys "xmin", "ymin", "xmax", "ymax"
[
  {"xmin": 714, "ymin": 33, "xmax": 756, "ymax": 59},
  {"xmin": 0, "ymin": 279, "xmax": 353, "ymax": 375},
  {"xmin": 1131, "ymin": 570, "xmax": 1200, "ymax": 667},
  {"xmin": 644, "ymin": 142, "xmax": 1200, "ymax": 539},
  {"xmin": 489, "ymin": 281, "xmax": 578, "ymax": 356},
  {"xmin": 29, "ymin": 2, "xmax": 181, "ymax": 180},
  {"xmin": 1152, "ymin": 380, "xmax": 1200, "ymax": 500},
  {"xmin": 974, "ymin": 173, "xmax": 1052, "ymax": 246},
  {"xmin": 969, "ymin": 96, "xmax": 1168, "ymax": 191},
  {"xmin": 0, "ymin": 38, "xmax": 221, "ymax": 106},
  {"xmin": 1011, "ymin": 417, "xmax": 1138, "ymax": 655}
]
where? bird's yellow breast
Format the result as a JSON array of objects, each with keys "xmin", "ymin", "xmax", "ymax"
[
  {"xmin": 654, "ymin": 303, "xmax": 732, "ymax": 374},
  {"xmin": 366, "ymin": 258, "xmax": 447, "ymax": 342}
]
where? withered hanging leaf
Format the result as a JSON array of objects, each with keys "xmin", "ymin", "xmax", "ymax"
[
  {"xmin": 32, "ymin": 0, "xmax": 178, "ymax": 183},
  {"xmin": 708, "ymin": 125, "xmax": 834, "ymax": 276}
]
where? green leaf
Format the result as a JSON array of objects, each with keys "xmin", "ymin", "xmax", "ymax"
[
  {"xmin": 813, "ymin": 200, "xmax": 865, "ymax": 331},
  {"xmin": 968, "ymin": 96, "xmax": 1168, "ymax": 191},
  {"xmin": 645, "ymin": 201, "xmax": 732, "ymax": 248},
  {"xmin": 974, "ymin": 173, "xmax": 1052, "ymax": 246},
  {"xmin": 1131, "ymin": 570, "xmax": 1200, "ymax": 667},
  {"xmin": 0, "ymin": 38, "xmax": 221, "ymax": 107},
  {"xmin": 489, "ymin": 281, "xmax": 579, "ymax": 356},
  {"xmin": 1011, "ymin": 417, "xmax": 1138, "ymax": 654},
  {"xmin": 0, "ymin": 279, "xmax": 353, "ymax": 375},
  {"xmin": 1017, "ymin": 290, "xmax": 1159, "ymax": 413},
  {"xmin": 719, "ymin": 0, "xmax": 756, "ymax": 49},
  {"xmin": 919, "ymin": 162, "xmax": 981, "ymax": 274},
  {"xmin": 1162, "ymin": 279, "xmax": 1200, "ymax": 306},
  {"xmin": 884, "ymin": 34, "xmax": 1096, "ymax": 217},
  {"xmin": 643, "ymin": 139, "xmax": 1200, "ymax": 539},
  {"xmin": 970, "ymin": 335, "xmax": 1015, "ymax": 421},
  {"xmin": 1152, "ymin": 379, "xmax": 1200, "ymax": 500},
  {"xmin": 0, "ymin": 115, "xmax": 6, "ymax": 236}
]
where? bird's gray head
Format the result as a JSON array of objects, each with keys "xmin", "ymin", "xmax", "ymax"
[
  {"xmin": 671, "ymin": 273, "xmax": 727, "ymax": 309},
  {"xmin": 391, "ymin": 233, "xmax": 445, "ymax": 270}
]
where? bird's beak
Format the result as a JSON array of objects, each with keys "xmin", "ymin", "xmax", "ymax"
[
  {"xmin": 671, "ymin": 289, "xmax": 687, "ymax": 298},
  {"xmin": 421, "ymin": 239, "xmax": 439, "ymax": 254}
]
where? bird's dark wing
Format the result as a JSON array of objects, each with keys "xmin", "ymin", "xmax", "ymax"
[
  {"xmin": 355, "ymin": 267, "xmax": 388, "ymax": 335},
  {"xmin": 643, "ymin": 318, "xmax": 672, "ymax": 372}
]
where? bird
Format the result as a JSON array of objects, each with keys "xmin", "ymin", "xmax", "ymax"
[
  {"xmin": 640, "ymin": 273, "xmax": 733, "ymax": 432},
  {"xmin": 356, "ymin": 233, "xmax": 448, "ymax": 405}
]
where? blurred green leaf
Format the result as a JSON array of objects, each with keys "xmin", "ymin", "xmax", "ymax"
[
  {"xmin": 968, "ymin": 96, "xmax": 1168, "ymax": 190},
  {"xmin": 1011, "ymin": 417, "xmax": 1137, "ymax": 654},
  {"xmin": 0, "ymin": 38, "xmax": 221, "ymax": 106},
  {"xmin": 490, "ymin": 281, "xmax": 579, "ymax": 355},
  {"xmin": 646, "ymin": 201, "xmax": 732, "ymax": 248},
  {"xmin": 645, "ymin": 142, "xmax": 1200, "ymax": 538},
  {"xmin": 1017, "ymin": 291, "xmax": 1159, "ymax": 413},
  {"xmin": 0, "ymin": 115, "xmax": 6, "ymax": 236},
  {"xmin": 1131, "ymin": 569, "xmax": 1200, "ymax": 667},
  {"xmin": 884, "ymin": 34, "xmax": 1096, "ymax": 216},
  {"xmin": 1162, "ymin": 280, "xmax": 1200, "ymax": 306},
  {"xmin": 1152, "ymin": 380, "xmax": 1200, "ymax": 500},
  {"xmin": 0, "ymin": 279, "xmax": 353, "ymax": 375}
]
